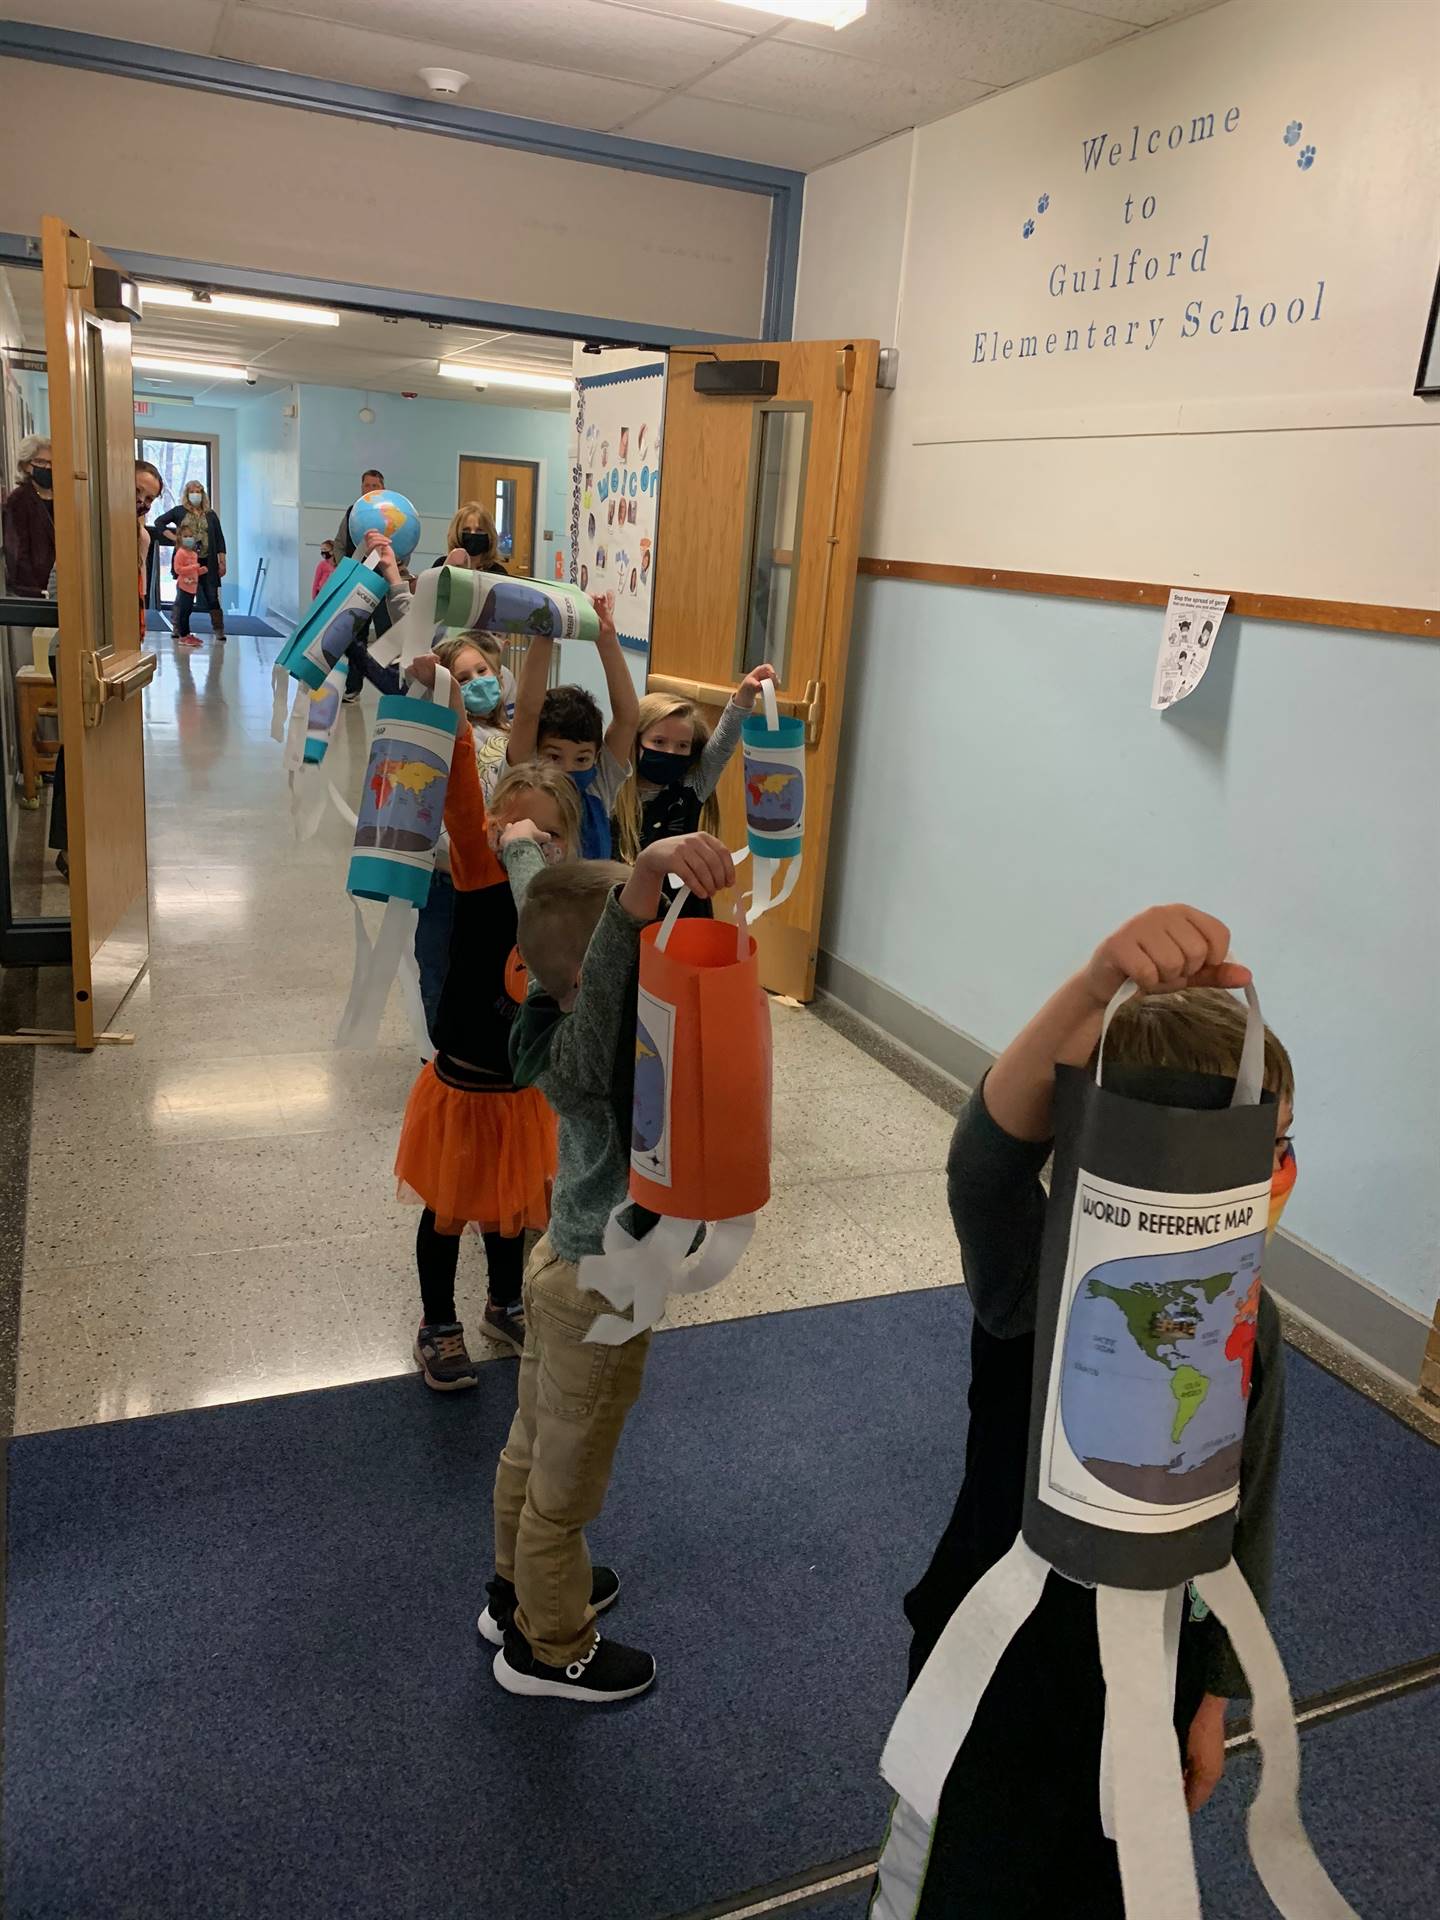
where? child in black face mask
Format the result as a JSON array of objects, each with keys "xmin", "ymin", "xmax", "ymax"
[{"xmin": 611, "ymin": 664, "xmax": 777, "ymax": 917}]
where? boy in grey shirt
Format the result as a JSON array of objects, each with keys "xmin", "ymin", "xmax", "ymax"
[{"xmin": 478, "ymin": 829, "xmax": 734, "ymax": 1703}]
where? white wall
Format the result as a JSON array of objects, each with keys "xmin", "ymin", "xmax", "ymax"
[
  {"xmin": 795, "ymin": 0, "xmax": 1440, "ymax": 1334},
  {"xmin": 850, "ymin": 0, "xmax": 1440, "ymax": 607},
  {"xmin": 0, "ymin": 61, "xmax": 773, "ymax": 339}
]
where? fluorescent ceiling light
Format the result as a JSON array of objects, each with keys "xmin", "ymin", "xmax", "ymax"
[
  {"xmin": 437, "ymin": 362, "xmax": 571, "ymax": 394},
  {"xmin": 710, "ymin": 0, "xmax": 866, "ymax": 26},
  {"xmin": 134, "ymin": 355, "xmax": 249, "ymax": 382},
  {"xmin": 139, "ymin": 284, "xmax": 340, "ymax": 326}
]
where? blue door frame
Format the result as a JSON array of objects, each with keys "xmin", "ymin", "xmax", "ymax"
[{"xmin": 0, "ymin": 21, "xmax": 802, "ymax": 348}]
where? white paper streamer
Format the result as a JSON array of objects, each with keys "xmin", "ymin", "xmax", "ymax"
[
  {"xmin": 271, "ymin": 661, "xmax": 290, "ymax": 743},
  {"xmin": 870, "ymin": 1796, "xmax": 934, "ymax": 1920},
  {"xmin": 335, "ymin": 896, "xmax": 416, "ymax": 1049},
  {"xmin": 880, "ymin": 1532, "xmax": 1050, "ymax": 1824},
  {"xmin": 1193, "ymin": 1561, "xmax": 1358, "ymax": 1919},
  {"xmin": 1096, "ymin": 1584, "xmax": 1201, "ymax": 1920},
  {"xmin": 1099, "ymin": 1583, "xmax": 1182, "ymax": 1842},
  {"xmin": 371, "ymin": 566, "xmax": 487, "ymax": 674}
]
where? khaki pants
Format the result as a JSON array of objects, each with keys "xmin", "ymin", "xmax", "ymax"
[{"xmin": 493, "ymin": 1234, "xmax": 652, "ymax": 1667}]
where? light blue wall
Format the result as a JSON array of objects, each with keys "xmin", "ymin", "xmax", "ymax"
[
  {"xmin": 825, "ymin": 578, "xmax": 1440, "ymax": 1317},
  {"xmin": 294, "ymin": 385, "xmax": 571, "ymax": 591},
  {"xmin": 233, "ymin": 386, "xmax": 300, "ymax": 622}
]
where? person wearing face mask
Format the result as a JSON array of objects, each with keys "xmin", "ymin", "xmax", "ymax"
[
  {"xmin": 153, "ymin": 481, "xmax": 227, "ymax": 644},
  {"xmin": 311, "ymin": 539, "xmax": 338, "ymax": 601},
  {"xmin": 438, "ymin": 501, "xmax": 506, "ymax": 575},
  {"xmin": 871, "ymin": 908, "xmax": 1294, "ymax": 1920},
  {"xmin": 3, "ymin": 435, "xmax": 57, "ymax": 596},
  {"xmin": 610, "ymin": 664, "xmax": 777, "ymax": 917}
]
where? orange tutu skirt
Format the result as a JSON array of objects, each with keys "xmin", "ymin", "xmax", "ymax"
[{"xmin": 394, "ymin": 1063, "xmax": 556, "ymax": 1236}]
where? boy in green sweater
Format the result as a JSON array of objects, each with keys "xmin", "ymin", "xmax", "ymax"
[{"xmin": 478, "ymin": 829, "xmax": 735, "ymax": 1703}]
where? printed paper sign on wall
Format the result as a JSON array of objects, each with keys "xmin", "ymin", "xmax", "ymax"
[{"xmin": 570, "ymin": 358, "xmax": 666, "ymax": 655}]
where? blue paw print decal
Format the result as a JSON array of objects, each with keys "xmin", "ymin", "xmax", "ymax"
[
  {"xmin": 1297, "ymin": 144, "xmax": 1316, "ymax": 170},
  {"xmin": 1022, "ymin": 218, "xmax": 1035, "ymax": 238},
  {"xmin": 1283, "ymin": 120, "xmax": 1302, "ymax": 146},
  {"xmin": 1036, "ymin": 192, "xmax": 1049, "ymax": 214}
]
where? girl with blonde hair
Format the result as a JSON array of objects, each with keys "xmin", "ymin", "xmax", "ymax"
[{"xmin": 611, "ymin": 664, "xmax": 778, "ymax": 915}]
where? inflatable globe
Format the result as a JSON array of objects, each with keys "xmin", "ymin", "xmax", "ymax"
[{"xmin": 348, "ymin": 489, "xmax": 422, "ymax": 563}]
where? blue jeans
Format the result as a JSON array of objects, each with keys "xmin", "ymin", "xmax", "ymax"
[{"xmin": 415, "ymin": 872, "xmax": 456, "ymax": 1044}]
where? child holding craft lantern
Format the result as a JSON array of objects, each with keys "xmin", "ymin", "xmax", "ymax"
[
  {"xmin": 479, "ymin": 826, "xmax": 772, "ymax": 1704},
  {"xmin": 393, "ymin": 653, "xmax": 581, "ymax": 1390},
  {"xmin": 869, "ymin": 904, "xmax": 1349, "ymax": 1920}
]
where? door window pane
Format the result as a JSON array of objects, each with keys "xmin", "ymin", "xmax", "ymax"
[
  {"xmin": 740, "ymin": 406, "xmax": 809, "ymax": 683},
  {"xmin": 494, "ymin": 479, "xmax": 515, "ymax": 558}
]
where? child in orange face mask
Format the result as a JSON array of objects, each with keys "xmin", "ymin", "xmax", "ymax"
[{"xmin": 872, "ymin": 905, "xmax": 1295, "ymax": 1920}]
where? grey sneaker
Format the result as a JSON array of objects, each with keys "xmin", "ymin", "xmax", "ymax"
[{"xmin": 413, "ymin": 1321, "xmax": 478, "ymax": 1391}]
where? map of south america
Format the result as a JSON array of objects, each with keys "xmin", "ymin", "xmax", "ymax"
[{"xmin": 1058, "ymin": 1229, "xmax": 1265, "ymax": 1507}]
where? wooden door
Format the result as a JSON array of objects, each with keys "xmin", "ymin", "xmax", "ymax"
[
  {"xmin": 649, "ymin": 340, "xmax": 879, "ymax": 1002},
  {"xmin": 458, "ymin": 455, "xmax": 538, "ymax": 578},
  {"xmin": 43, "ymin": 216, "xmax": 156, "ymax": 1048}
]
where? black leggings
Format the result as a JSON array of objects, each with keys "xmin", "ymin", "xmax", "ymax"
[
  {"xmin": 416, "ymin": 1209, "xmax": 524, "ymax": 1324},
  {"xmin": 173, "ymin": 569, "xmax": 224, "ymax": 636}
]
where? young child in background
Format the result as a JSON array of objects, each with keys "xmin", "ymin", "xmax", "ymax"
[
  {"xmin": 479, "ymin": 830, "xmax": 735, "ymax": 1702},
  {"xmin": 311, "ymin": 539, "xmax": 337, "ymax": 602},
  {"xmin": 395, "ymin": 653, "xmax": 582, "ymax": 1389},
  {"xmin": 612, "ymin": 664, "xmax": 778, "ymax": 915},
  {"xmin": 507, "ymin": 590, "xmax": 637, "ymax": 859},
  {"xmin": 874, "ymin": 905, "xmax": 1295, "ymax": 1920}
]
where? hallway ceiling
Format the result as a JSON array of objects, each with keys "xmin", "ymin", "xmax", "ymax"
[
  {"xmin": 22, "ymin": 0, "xmax": 1227, "ymax": 171},
  {"xmin": 4, "ymin": 267, "xmax": 576, "ymax": 408}
]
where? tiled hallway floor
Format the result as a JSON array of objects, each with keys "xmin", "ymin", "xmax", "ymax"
[{"xmin": 15, "ymin": 631, "xmax": 964, "ymax": 1433}]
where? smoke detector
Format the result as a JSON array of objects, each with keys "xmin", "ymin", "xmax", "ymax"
[{"xmin": 418, "ymin": 67, "xmax": 469, "ymax": 96}]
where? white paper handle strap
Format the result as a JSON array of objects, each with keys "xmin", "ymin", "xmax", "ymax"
[
  {"xmin": 1097, "ymin": 978, "xmax": 1264, "ymax": 1108},
  {"xmin": 760, "ymin": 676, "xmax": 780, "ymax": 730}
]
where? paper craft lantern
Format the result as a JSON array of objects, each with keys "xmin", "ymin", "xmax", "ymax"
[
  {"xmin": 740, "ymin": 679, "xmax": 804, "ymax": 922},
  {"xmin": 374, "ymin": 565, "xmax": 599, "ymax": 677},
  {"xmin": 278, "ymin": 556, "xmax": 386, "ymax": 692},
  {"xmin": 875, "ymin": 982, "xmax": 1355, "ymax": 1920},
  {"xmin": 578, "ymin": 892, "xmax": 772, "ymax": 1345},
  {"xmin": 334, "ymin": 668, "xmax": 459, "ymax": 1048}
]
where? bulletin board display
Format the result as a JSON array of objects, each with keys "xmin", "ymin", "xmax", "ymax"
[{"xmin": 570, "ymin": 361, "xmax": 666, "ymax": 655}]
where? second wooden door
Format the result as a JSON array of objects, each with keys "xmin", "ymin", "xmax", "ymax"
[{"xmin": 458, "ymin": 456, "xmax": 538, "ymax": 578}]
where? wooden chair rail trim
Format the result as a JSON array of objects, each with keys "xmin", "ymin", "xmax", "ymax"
[{"xmin": 856, "ymin": 557, "xmax": 1437, "ymax": 640}]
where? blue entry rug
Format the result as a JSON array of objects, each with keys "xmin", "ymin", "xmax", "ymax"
[{"xmin": 5, "ymin": 1286, "xmax": 1437, "ymax": 1919}]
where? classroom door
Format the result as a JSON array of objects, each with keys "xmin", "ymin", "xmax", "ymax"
[
  {"xmin": 458, "ymin": 456, "xmax": 538, "ymax": 577},
  {"xmin": 648, "ymin": 340, "xmax": 879, "ymax": 1002},
  {"xmin": 43, "ymin": 215, "xmax": 156, "ymax": 1047}
]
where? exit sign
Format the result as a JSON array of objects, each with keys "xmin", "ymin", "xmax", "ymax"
[{"xmin": 134, "ymin": 400, "xmax": 151, "ymax": 415}]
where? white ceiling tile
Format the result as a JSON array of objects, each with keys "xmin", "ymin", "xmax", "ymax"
[
  {"xmin": 5, "ymin": 0, "xmax": 229, "ymax": 55},
  {"xmin": 779, "ymin": 0, "xmax": 1134, "ymax": 91},
  {"xmin": 217, "ymin": 10, "xmax": 665, "ymax": 128},
  {"xmin": 619, "ymin": 95, "xmax": 866, "ymax": 171},
  {"xmin": 691, "ymin": 37, "xmax": 989, "ymax": 131},
  {"xmin": 245, "ymin": 0, "xmax": 750, "ymax": 90}
]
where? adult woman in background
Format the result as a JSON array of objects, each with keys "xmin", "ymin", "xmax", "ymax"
[
  {"xmin": 154, "ymin": 480, "xmax": 227, "ymax": 644},
  {"xmin": 3, "ymin": 435, "xmax": 56, "ymax": 595},
  {"xmin": 437, "ymin": 501, "xmax": 505, "ymax": 574}
]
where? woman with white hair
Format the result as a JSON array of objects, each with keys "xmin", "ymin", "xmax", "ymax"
[{"xmin": 2, "ymin": 433, "xmax": 56, "ymax": 595}]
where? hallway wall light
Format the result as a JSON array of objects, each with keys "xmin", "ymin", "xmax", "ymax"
[
  {"xmin": 134, "ymin": 355, "xmax": 250, "ymax": 381},
  {"xmin": 436, "ymin": 363, "xmax": 572, "ymax": 394},
  {"xmin": 138, "ymin": 285, "xmax": 341, "ymax": 326}
]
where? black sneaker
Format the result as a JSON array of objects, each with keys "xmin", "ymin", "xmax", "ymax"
[
  {"xmin": 481, "ymin": 1297, "xmax": 525, "ymax": 1353},
  {"xmin": 493, "ymin": 1626, "xmax": 654, "ymax": 1703},
  {"xmin": 477, "ymin": 1566, "xmax": 620, "ymax": 1647},
  {"xmin": 413, "ymin": 1321, "xmax": 478, "ymax": 1391}
]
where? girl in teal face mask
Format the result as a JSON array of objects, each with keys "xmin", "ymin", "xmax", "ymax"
[{"xmin": 413, "ymin": 632, "xmax": 515, "ymax": 1046}]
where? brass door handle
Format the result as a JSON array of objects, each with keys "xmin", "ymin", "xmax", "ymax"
[
  {"xmin": 646, "ymin": 673, "xmax": 826, "ymax": 745},
  {"xmin": 81, "ymin": 648, "xmax": 158, "ymax": 725}
]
